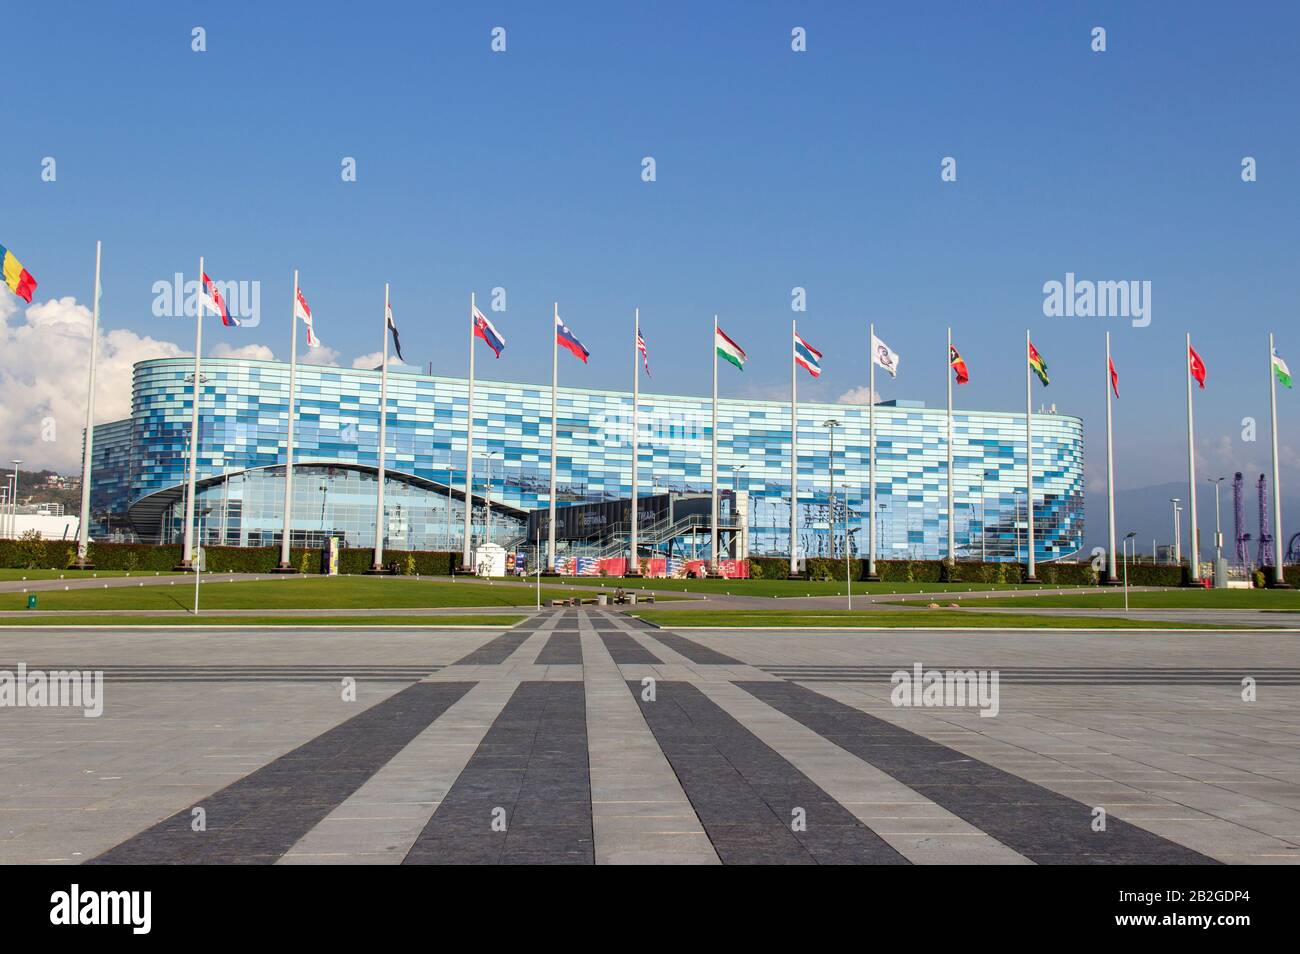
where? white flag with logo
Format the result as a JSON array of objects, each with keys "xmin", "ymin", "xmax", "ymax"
[{"xmin": 872, "ymin": 333, "xmax": 900, "ymax": 378}]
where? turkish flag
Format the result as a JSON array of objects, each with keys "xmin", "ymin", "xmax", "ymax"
[
  {"xmin": 1189, "ymin": 345, "xmax": 1207, "ymax": 389},
  {"xmin": 1108, "ymin": 356, "xmax": 1119, "ymax": 399}
]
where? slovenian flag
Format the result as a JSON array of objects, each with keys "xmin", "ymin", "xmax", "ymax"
[
  {"xmin": 716, "ymin": 326, "xmax": 746, "ymax": 371},
  {"xmin": 0, "ymin": 243, "xmax": 37, "ymax": 303},
  {"xmin": 474, "ymin": 305, "xmax": 506, "ymax": 358},
  {"xmin": 794, "ymin": 332, "xmax": 822, "ymax": 377},
  {"xmin": 556, "ymin": 313, "xmax": 589, "ymax": 363},
  {"xmin": 294, "ymin": 287, "xmax": 320, "ymax": 347},
  {"xmin": 202, "ymin": 272, "xmax": 238, "ymax": 326}
]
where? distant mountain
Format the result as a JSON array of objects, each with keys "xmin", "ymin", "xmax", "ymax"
[{"xmin": 1083, "ymin": 479, "xmax": 1300, "ymax": 563}]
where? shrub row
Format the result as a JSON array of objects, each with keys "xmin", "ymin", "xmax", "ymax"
[{"xmin": 754, "ymin": 556, "xmax": 1103, "ymax": 585}]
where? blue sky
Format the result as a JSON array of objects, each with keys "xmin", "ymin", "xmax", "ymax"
[{"xmin": 4, "ymin": 0, "xmax": 1299, "ymax": 512}]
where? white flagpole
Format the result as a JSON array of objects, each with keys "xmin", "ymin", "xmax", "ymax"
[
  {"xmin": 790, "ymin": 318, "xmax": 798, "ymax": 576},
  {"xmin": 547, "ymin": 302, "xmax": 559, "ymax": 572},
  {"xmin": 76, "ymin": 240, "xmax": 102, "ymax": 567},
  {"xmin": 278, "ymin": 270, "xmax": 300, "ymax": 570},
  {"xmin": 1105, "ymin": 331, "xmax": 1118, "ymax": 583},
  {"xmin": 629, "ymin": 307, "xmax": 640, "ymax": 575},
  {"xmin": 1186, "ymin": 332, "xmax": 1200, "ymax": 580},
  {"xmin": 1269, "ymin": 332, "xmax": 1285, "ymax": 586},
  {"xmin": 181, "ymin": 255, "xmax": 204, "ymax": 568},
  {"xmin": 371, "ymin": 283, "xmax": 390, "ymax": 571},
  {"xmin": 711, "ymin": 314, "xmax": 720, "ymax": 575},
  {"xmin": 463, "ymin": 292, "xmax": 476, "ymax": 569},
  {"xmin": 1025, "ymin": 329, "xmax": 1037, "ymax": 582},
  {"xmin": 867, "ymin": 322, "xmax": 878, "ymax": 580},
  {"xmin": 946, "ymin": 326, "xmax": 955, "ymax": 566}
]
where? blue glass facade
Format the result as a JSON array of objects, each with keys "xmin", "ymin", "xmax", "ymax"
[{"xmin": 96, "ymin": 357, "xmax": 1085, "ymax": 561}]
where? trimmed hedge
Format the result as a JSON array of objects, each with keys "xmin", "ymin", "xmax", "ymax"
[
  {"xmin": 1119, "ymin": 563, "xmax": 1188, "ymax": 587},
  {"xmin": 775, "ymin": 557, "xmax": 1097, "ymax": 585}
]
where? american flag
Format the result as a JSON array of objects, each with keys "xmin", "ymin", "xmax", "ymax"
[{"xmin": 637, "ymin": 330, "xmax": 651, "ymax": 376}]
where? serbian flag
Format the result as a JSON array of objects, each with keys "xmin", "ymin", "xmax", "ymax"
[
  {"xmin": 949, "ymin": 344, "xmax": 970, "ymax": 385},
  {"xmin": 556, "ymin": 313, "xmax": 589, "ymax": 363},
  {"xmin": 794, "ymin": 332, "xmax": 822, "ymax": 377},
  {"xmin": 473, "ymin": 305, "xmax": 505, "ymax": 358},
  {"xmin": 637, "ymin": 329, "xmax": 651, "ymax": 376},
  {"xmin": 202, "ymin": 272, "xmax": 238, "ymax": 326},
  {"xmin": 294, "ymin": 287, "xmax": 320, "ymax": 347},
  {"xmin": 1189, "ymin": 344, "xmax": 1206, "ymax": 389},
  {"xmin": 1109, "ymin": 356, "xmax": 1119, "ymax": 398},
  {"xmin": 0, "ymin": 244, "xmax": 37, "ymax": 303}
]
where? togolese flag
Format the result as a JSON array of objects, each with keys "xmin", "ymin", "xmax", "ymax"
[
  {"xmin": 0, "ymin": 243, "xmax": 37, "ymax": 302},
  {"xmin": 1274, "ymin": 349, "xmax": 1292, "ymax": 389},
  {"xmin": 1028, "ymin": 339, "xmax": 1049, "ymax": 386},
  {"xmin": 716, "ymin": 326, "xmax": 746, "ymax": 370}
]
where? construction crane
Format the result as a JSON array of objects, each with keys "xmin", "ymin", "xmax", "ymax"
[
  {"xmin": 1233, "ymin": 472, "xmax": 1248, "ymax": 566},
  {"xmin": 1258, "ymin": 473, "xmax": 1274, "ymax": 567}
]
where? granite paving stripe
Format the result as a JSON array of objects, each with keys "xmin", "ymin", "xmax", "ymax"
[
  {"xmin": 87, "ymin": 681, "xmax": 477, "ymax": 865},
  {"xmin": 597, "ymin": 631, "xmax": 662, "ymax": 665},
  {"xmin": 641, "ymin": 632, "xmax": 742, "ymax": 665},
  {"xmin": 629, "ymin": 680, "xmax": 909, "ymax": 865},
  {"xmin": 403, "ymin": 681, "xmax": 593, "ymax": 864},
  {"xmin": 737, "ymin": 680, "xmax": 1219, "ymax": 865},
  {"xmin": 535, "ymin": 632, "xmax": 584, "ymax": 665},
  {"xmin": 451, "ymin": 629, "xmax": 539, "ymax": 665}
]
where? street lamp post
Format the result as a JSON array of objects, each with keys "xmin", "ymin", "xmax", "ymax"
[
  {"xmin": 1171, "ymin": 498, "xmax": 1181, "ymax": 565},
  {"xmin": 1123, "ymin": 531, "xmax": 1137, "ymax": 612},
  {"xmin": 822, "ymin": 420, "xmax": 840, "ymax": 559},
  {"xmin": 841, "ymin": 483, "xmax": 853, "ymax": 610},
  {"xmin": 730, "ymin": 463, "xmax": 747, "ymax": 563},
  {"xmin": 1208, "ymin": 477, "xmax": 1225, "ymax": 567},
  {"xmin": 479, "ymin": 451, "xmax": 500, "ymax": 547},
  {"xmin": 9, "ymin": 460, "xmax": 22, "ymax": 539}
]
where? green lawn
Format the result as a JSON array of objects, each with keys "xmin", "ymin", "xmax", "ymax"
[
  {"xmin": 631, "ymin": 609, "xmax": 1231, "ymax": 629},
  {"xmin": 0, "ymin": 568, "xmax": 134, "ymax": 582},
  {"xmin": 923, "ymin": 589, "xmax": 1300, "ymax": 610},
  {"xmin": 600, "ymin": 578, "xmax": 1092, "ymax": 598},
  {"xmin": 3, "ymin": 577, "xmax": 593, "ymax": 611},
  {"xmin": 0, "ymin": 613, "xmax": 524, "ymax": 627}
]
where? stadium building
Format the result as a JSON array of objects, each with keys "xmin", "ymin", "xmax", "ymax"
[{"xmin": 89, "ymin": 356, "xmax": 1085, "ymax": 563}]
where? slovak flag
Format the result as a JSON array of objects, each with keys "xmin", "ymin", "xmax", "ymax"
[
  {"xmin": 202, "ymin": 272, "xmax": 238, "ymax": 326},
  {"xmin": 473, "ymin": 305, "xmax": 506, "ymax": 358},
  {"xmin": 637, "ymin": 329, "xmax": 651, "ymax": 376},
  {"xmin": 1189, "ymin": 344, "xmax": 1207, "ymax": 389},
  {"xmin": 294, "ymin": 287, "xmax": 320, "ymax": 347},
  {"xmin": 556, "ymin": 313, "xmax": 590, "ymax": 363}
]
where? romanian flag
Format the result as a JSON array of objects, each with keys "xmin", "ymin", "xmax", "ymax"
[
  {"xmin": 949, "ymin": 344, "xmax": 969, "ymax": 385},
  {"xmin": 716, "ymin": 326, "xmax": 746, "ymax": 370},
  {"xmin": 0, "ymin": 244, "xmax": 37, "ymax": 303},
  {"xmin": 1028, "ymin": 340, "xmax": 1049, "ymax": 386}
]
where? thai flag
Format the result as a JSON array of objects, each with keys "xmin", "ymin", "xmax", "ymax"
[
  {"xmin": 473, "ymin": 305, "xmax": 506, "ymax": 358},
  {"xmin": 555, "ymin": 314, "xmax": 589, "ymax": 363},
  {"xmin": 637, "ymin": 330, "xmax": 651, "ymax": 376},
  {"xmin": 794, "ymin": 332, "xmax": 822, "ymax": 377},
  {"xmin": 202, "ymin": 272, "xmax": 238, "ymax": 326}
]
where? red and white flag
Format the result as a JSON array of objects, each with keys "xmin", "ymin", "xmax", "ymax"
[
  {"xmin": 201, "ymin": 272, "xmax": 238, "ymax": 326},
  {"xmin": 1189, "ymin": 345, "xmax": 1207, "ymax": 389},
  {"xmin": 294, "ymin": 287, "xmax": 320, "ymax": 347},
  {"xmin": 637, "ymin": 329, "xmax": 651, "ymax": 376},
  {"xmin": 1108, "ymin": 356, "xmax": 1119, "ymax": 399}
]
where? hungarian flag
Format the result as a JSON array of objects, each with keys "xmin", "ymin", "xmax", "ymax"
[
  {"xmin": 1028, "ymin": 339, "xmax": 1049, "ymax": 386},
  {"xmin": 949, "ymin": 344, "xmax": 969, "ymax": 385},
  {"xmin": 202, "ymin": 272, "xmax": 238, "ymax": 326},
  {"xmin": 637, "ymin": 329, "xmax": 651, "ymax": 376},
  {"xmin": 794, "ymin": 332, "xmax": 822, "ymax": 377},
  {"xmin": 1188, "ymin": 344, "xmax": 1206, "ymax": 389},
  {"xmin": 0, "ymin": 243, "xmax": 37, "ymax": 302},
  {"xmin": 386, "ymin": 301, "xmax": 405, "ymax": 362},
  {"xmin": 716, "ymin": 326, "xmax": 746, "ymax": 370},
  {"xmin": 1109, "ymin": 356, "xmax": 1119, "ymax": 398},
  {"xmin": 294, "ymin": 287, "xmax": 320, "ymax": 347},
  {"xmin": 555, "ymin": 313, "xmax": 589, "ymax": 363},
  {"xmin": 473, "ymin": 305, "xmax": 505, "ymax": 358},
  {"xmin": 1273, "ymin": 349, "xmax": 1292, "ymax": 389}
]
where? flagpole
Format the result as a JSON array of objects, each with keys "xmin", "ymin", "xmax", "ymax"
[
  {"xmin": 867, "ymin": 322, "xmax": 878, "ymax": 580},
  {"xmin": 1024, "ymin": 329, "xmax": 1037, "ymax": 582},
  {"xmin": 1186, "ymin": 332, "xmax": 1200, "ymax": 581},
  {"xmin": 76, "ymin": 241, "xmax": 102, "ymax": 567},
  {"xmin": 946, "ymin": 326, "xmax": 955, "ymax": 566},
  {"xmin": 1105, "ymin": 331, "xmax": 1118, "ymax": 584},
  {"xmin": 371, "ymin": 283, "xmax": 390, "ymax": 572},
  {"xmin": 711, "ymin": 314, "xmax": 720, "ymax": 575},
  {"xmin": 790, "ymin": 318, "xmax": 799, "ymax": 577},
  {"xmin": 1269, "ymin": 332, "xmax": 1287, "ymax": 586},
  {"xmin": 629, "ymin": 307, "xmax": 641, "ymax": 576},
  {"xmin": 463, "ymin": 292, "xmax": 476, "ymax": 570},
  {"xmin": 547, "ymin": 302, "xmax": 559, "ymax": 572},
  {"xmin": 181, "ymin": 255, "xmax": 204, "ymax": 569},
  {"xmin": 277, "ymin": 270, "xmax": 300, "ymax": 570}
]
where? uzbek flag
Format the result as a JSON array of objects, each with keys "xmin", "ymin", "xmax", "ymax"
[
  {"xmin": 794, "ymin": 332, "xmax": 822, "ymax": 377},
  {"xmin": 1028, "ymin": 340, "xmax": 1049, "ymax": 386},
  {"xmin": 716, "ymin": 326, "xmax": 746, "ymax": 370},
  {"xmin": 1273, "ymin": 349, "xmax": 1292, "ymax": 389},
  {"xmin": 0, "ymin": 244, "xmax": 37, "ymax": 303}
]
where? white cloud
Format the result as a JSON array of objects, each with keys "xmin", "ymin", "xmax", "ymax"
[
  {"xmin": 0, "ymin": 293, "xmax": 187, "ymax": 472},
  {"xmin": 351, "ymin": 352, "xmax": 412, "ymax": 371},
  {"xmin": 299, "ymin": 344, "xmax": 341, "ymax": 367},
  {"xmin": 836, "ymin": 386, "xmax": 880, "ymax": 405},
  {"xmin": 211, "ymin": 342, "xmax": 275, "ymax": 361}
]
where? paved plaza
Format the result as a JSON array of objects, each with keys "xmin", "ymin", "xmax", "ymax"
[{"xmin": 1, "ymin": 611, "xmax": 1297, "ymax": 865}]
